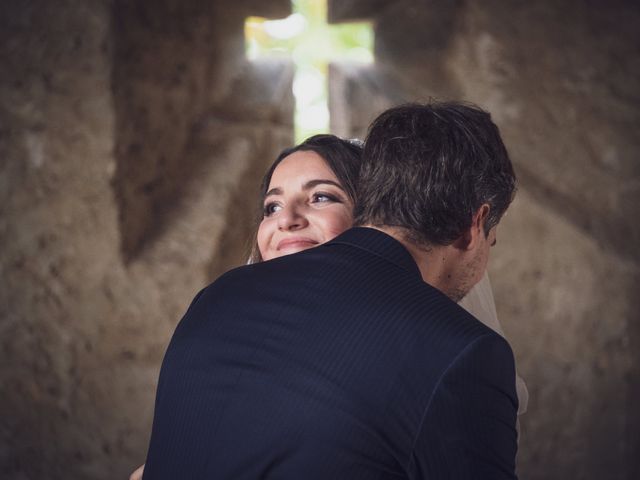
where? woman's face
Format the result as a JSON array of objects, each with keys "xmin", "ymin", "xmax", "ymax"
[{"xmin": 257, "ymin": 150, "xmax": 354, "ymax": 261}]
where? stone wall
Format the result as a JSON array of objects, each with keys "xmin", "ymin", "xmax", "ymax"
[
  {"xmin": 329, "ymin": 1, "xmax": 640, "ymax": 479},
  {"xmin": 1, "ymin": 0, "xmax": 638, "ymax": 479},
  {"xmin": 1, "ymin": 0, "xmax": 293, "ymax": 478}
]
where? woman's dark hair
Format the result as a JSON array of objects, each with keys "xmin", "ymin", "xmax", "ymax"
[
  {"xmin": 248, "ymin": 134, "xmax": 363, "ymax": 262},
  {"xmin": 353, "ymin": 101, "xmax": 516, "ymax": 247}
]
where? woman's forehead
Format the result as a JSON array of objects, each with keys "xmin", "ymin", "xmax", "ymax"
[{"xmin": 269, "ymin": 151, "xmax": 339, "ymax": 187}]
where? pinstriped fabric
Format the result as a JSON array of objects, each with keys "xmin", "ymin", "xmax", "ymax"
[{"xmin": 143, "ymin": 227, "xmax": 518, "ymax": 480}]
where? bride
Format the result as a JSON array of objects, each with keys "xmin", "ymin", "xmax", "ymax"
[{"xmin": 131, "ymin": 133, "xmax": 527, "ymax": 480}]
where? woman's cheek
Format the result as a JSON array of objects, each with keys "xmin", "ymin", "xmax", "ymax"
[
  {"xmin": 256, "ymin": 220, "xmax": 273, "ymax": 260},
  {"xmin": 323, "ymin": 209, "xmax": 353, "ymax": 239}
]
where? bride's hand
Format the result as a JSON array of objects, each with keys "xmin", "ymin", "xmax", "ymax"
[{"xmin": 129, "ymin": 464, "xmax": 144, "ymax": 480}]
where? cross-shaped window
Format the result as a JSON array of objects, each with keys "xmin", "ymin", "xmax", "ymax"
[{"xmin": 246, "ymin": 0, "xmax": 373, "ymax": 143}]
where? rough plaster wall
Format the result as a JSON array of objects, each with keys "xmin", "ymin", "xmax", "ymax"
[
  {"xmin": 0, "ymin": 2, "xmax": 124, "ymax": 477},
  {"xmin": 328, "ymin": 0, "xmax": 640, "ymax": 479},
  {"xmin": 2, "ymin": 0, "xmax": 638, "ymax": 479},
  {"xmin": 1, "ymin": 0, "xmax": 293, "ymax": 478}
]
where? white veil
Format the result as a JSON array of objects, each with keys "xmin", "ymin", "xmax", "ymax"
[{"xmin": 459, "ymin": 272, "xmax": 529, "ymax": 416}]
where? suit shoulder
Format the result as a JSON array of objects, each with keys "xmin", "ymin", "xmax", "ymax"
[
  {"xmin": 409, "ymin": 331, "xmax": 519, "ymax": 478},
  {"xmin": 205, "ymin": 261, "xmax": 262, "ymax": 292}
]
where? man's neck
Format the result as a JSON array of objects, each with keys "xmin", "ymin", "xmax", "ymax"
[{"xmin": 361, "ymin": 225, "xmax": 456, "ymax": 292}]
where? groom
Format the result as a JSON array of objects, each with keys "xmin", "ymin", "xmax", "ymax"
[{"xmin": 143, "ymin": 102, "xmax": 519, "ymax": 479}]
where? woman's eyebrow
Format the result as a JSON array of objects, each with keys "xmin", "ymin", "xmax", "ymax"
[
  {"xmin": 265, "ymin": 187, "xmax": 283, "ymax": 198},
  {"xmin": 265, "ymin": 179, "xmax": 344, "ymax": 199},
  {"xmin": 303, "ymin": 179, "xmax": 344, "ymax": 191}
]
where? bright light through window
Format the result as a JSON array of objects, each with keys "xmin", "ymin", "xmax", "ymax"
[{"xmin": 245, "ymin": 0, "xmax": 373, "ymax": 143}]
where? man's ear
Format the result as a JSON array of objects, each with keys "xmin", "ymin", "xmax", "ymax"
[{"xmin": 455, "ymin": 204, "xmax": 490, "ymax": 251}]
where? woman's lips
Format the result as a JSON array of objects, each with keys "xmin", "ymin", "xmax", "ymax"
[{"xmin": 276, "ymin": 237, "xmax": 319, "ymax": 252}]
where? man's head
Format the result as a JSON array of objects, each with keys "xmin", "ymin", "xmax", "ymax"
[{"xmin": 354, "ymin": 102, "xmax": 516, "ymax": 300}]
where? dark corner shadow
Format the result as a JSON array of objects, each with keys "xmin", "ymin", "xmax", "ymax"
[
  {"xmin": 109, "ymin": 0, "xmax": 220, "ymax": 264},
  {"xmin": 109, "ymin": 1, "xmax": 294, "ymax": 267}
]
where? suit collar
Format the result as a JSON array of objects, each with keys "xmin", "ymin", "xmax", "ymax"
[{"xmin": 328, "ymin": 227, "xmax": 422, "ymax": 279}]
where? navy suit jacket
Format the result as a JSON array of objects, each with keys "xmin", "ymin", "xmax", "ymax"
[{"xmin": 143, "ymin": 227, "xmax": 518, "ymax": 479}]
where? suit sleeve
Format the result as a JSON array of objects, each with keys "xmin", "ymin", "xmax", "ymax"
[
  {"xmin": 142, "ymin": 287, "xmax": 207, "ymax": 480},
  {"xmin": 408, "ymin": 333, "xmax": 519, "ymax": 480}
]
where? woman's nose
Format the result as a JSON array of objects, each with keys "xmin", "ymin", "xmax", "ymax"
[{"xmin": 277, "ymin": 204, "xmax": 308, "ymax": 231}]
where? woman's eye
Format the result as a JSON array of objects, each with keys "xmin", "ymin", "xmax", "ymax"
[
  {"xmin": 263, "ymin": 202, "xmax": 282, "ymax": 216},
  {"xmin": 312, "ymin": 192, "xmax": 339, "ymax": 204}
]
